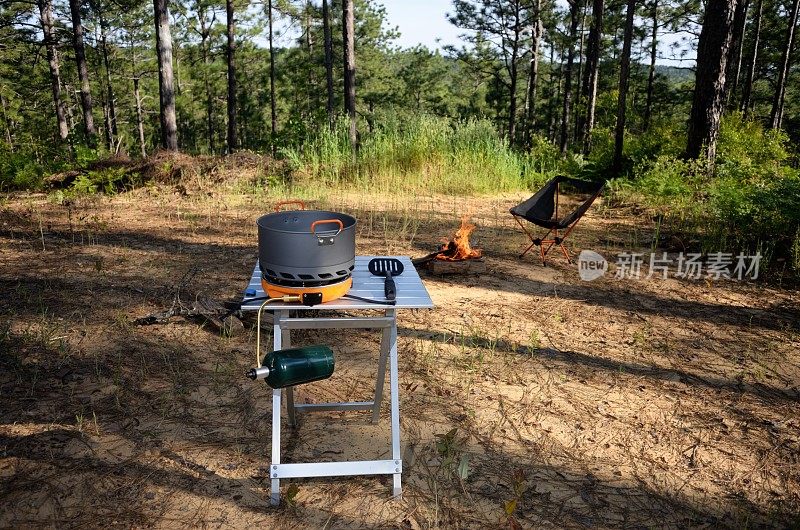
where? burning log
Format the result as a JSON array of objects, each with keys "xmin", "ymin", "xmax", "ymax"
[
  {"xmin": 436, "ymin": 217, "xmax": 482, "ymax": 261},
  {"xmin": 427, "ymin": 258, "xmax": 486, "ymax": 275},
  {"xmin": 413, "ymin": 217, "xmax": 485, "ymax": 275},
  {"xmin": 410, "ymin": 242, "xmax": 454, "ymax": 266}
]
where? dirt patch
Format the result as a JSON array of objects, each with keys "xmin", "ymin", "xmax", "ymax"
[{"xmin": 1, "ymin": 189, "xmax": 798, "ymax": 528}]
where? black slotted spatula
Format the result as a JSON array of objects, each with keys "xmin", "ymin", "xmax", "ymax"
[{"xmin": 368, "ymin": 258, "xmax": 405, "ymax": 301}]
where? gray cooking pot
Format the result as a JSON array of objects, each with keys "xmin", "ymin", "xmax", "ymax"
[{"xmin": 257, "ymin": 208, "xmax": 356, "ymax": 284}]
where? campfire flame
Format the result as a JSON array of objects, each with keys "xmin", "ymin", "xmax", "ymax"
[{"xmin": 437, "ymin": 216, "xmax": 483, "ymax": 261}]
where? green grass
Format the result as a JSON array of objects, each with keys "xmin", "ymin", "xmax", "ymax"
[{"xmin": 282, "ymin": 114, "xmax": 561, "ymax": 194}]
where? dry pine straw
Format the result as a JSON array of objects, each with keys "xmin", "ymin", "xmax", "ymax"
[{"xmin": 0, "ymin": 188, "xmax": 798, "ymax": 528}]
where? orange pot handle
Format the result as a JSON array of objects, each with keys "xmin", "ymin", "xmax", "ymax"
[
  {"xmin": 310, "ymin": 219, "xmax": 344, "ymax": 236},
  {"xmin": 274, "ymin": 200, "xmax": 306, "ymax": 211}
]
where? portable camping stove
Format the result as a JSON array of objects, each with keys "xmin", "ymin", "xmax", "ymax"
[{"xmin": 260, "ymin": 271, "xmax": 353, "ymax": 304}]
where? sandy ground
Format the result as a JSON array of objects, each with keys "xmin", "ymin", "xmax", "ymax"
[{"xmin": 1, "ymin": 186, "xmax": 799, "ymax": 529}]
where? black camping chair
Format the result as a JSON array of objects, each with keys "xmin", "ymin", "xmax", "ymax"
[{"xmin": 510, "ymin": 176, "xmax": 605, "ymax": 264}]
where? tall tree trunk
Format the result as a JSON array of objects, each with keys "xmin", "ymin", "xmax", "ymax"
[
  {"xmin": 740, "ymin": 0, "xmax": 762, "ymax": 116},
  {"xmin": 686, "ymin": 0, "xmax": 736, "ymax": 164},
  {"xmin": 133, "ymin": 77, "xmax": 146, "ymax": 158},
  {"xmin": 612, "ymin": 0, "xmax": 636, "ymax": 173},
  {"xmin": 560, "ymin": 0, "xmax": 580, "ymax": 154},
  {"xmin": 92, "ymin": 24, "xmax": 110, "ymax": 148},
  {"xmin": 506, "ymin": 1, "xmax": 522, "ymax": 145},
  {"xmin": 153, "ymin": 0, "xmax": 178, "ymax": 150},
  {"xmin": 581, "ymin": 0, "xmax": 603, "ymax": 152},
  {"xmin": 548, "ymin": 41, "xmax": 560, "ymax": 142},
  {"xmin": 770, "ymin": 0, "xmax": 800, "ymax": 129},
  {"xmin": 198, "ymin": 7, "xmax": 214, "ymax": 152},
  {"xmin": 267, "ymin": 0, "xmax": 277, "ymax": 152},
  {"xmin": 226, "ymin": 0, "xmax": 238, "ymax": 152},
  {"xmin": 174, "ymin": 39, "xmax": 184, "ymax": 146},
  {"xmin": 305, "ymin": 1, "xmax": 317, "ymax": 117},
  {"xmin": 129, "ymin": 33, "xmax": 146, "ymax": 158},
  {"xmin": 644, "ymin": 0, "xmax": 658, "ymax": 131},
  {"xmin": 525, "ymin": 0, "xmax": 542, "ymax": 146},
  {"xmin": 68, "ymin": 0, "xmax": 96, "ymax": 143},
  {"xmin": 65, "ymin": 82, "xmax": 78, "ymax": 132},
  {"xmin": 573, "ymin": 0, "xmax": 589, "ymax": 141},
  {"xmin": 342, "ymin": 0, "xmax": 357, "ymax": 150},
  {"xmin": 725, "ymin": 0, "xmax": 749, "ymax": 105},
  {"xmin": 323, "ymin": 0, "xmax": 335, "ymax": 129},
  {"xmin": 98, "ymin": 54, "xmax": 112, "ymax": 150},
  {"xmin": 305, "ymin": 2, "xmax": 314, "ymax": 54},
  {"xmin": 508, "ymin": 54, "xmax": 518, "ymax": 145},
  {"xmin": 38, "ymin": 0, "xmax": 69, "ymax": 142},
  {"xmin": 99, "ymin": 16, "xmax": 118, "ymax": 144}
]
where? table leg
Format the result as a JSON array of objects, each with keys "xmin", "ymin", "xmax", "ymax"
[
  {"xmin": 387, "ymin": 309, "xmax": 402, "ymax": 497},
  {"xmin": 270, "ymin": 310, "xmax": 285, "ymax": 506},
  {"xmin": 371, "ymin": 323, "xmax": 391, "ymax": 424},
  {"xmin": 270, "ymin": 386, "xmax": 281, "ymax": 506}
]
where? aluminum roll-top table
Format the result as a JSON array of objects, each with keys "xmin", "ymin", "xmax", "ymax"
[{"xmin": 240, "ymin": 256, "xmax": 434, "ymax": 505}]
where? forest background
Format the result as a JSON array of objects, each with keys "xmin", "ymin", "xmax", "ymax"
[{"xmin": 1, "ymin": 0, "xmax": 799, "ymax": 273}]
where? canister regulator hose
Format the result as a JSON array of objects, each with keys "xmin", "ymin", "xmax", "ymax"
[{"xmin": 255, "ymin": 296, "xmax": 300, "ymax": 365}]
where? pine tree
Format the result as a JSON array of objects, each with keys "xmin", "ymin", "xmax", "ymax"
[
  {"xmin": 343, "ymin": 0, "xmax": 357, "ymax": 150},
  {"xmin": 153, "ymin": 0, "xmax": 178, "ymax": 150},
  {"xmin": 770, "ymin": 0, "xmax": 800, "ymax": 129},
  {"xmin": 612, "ymin": 0, "xmax": 635, "ymax": 172},
  {"xmin": 38, "ymin": 0, "xmax": 69, "ymax": 142},
  {"xmin": 449, "ymin": 0, "xmax": 535, "ymax": 145},
  {"xmin": 226, "ymin": 0, "xmax": 237, "ymax": 152},
  {"xmin": 686, "ymin": 0, "xmax": 736, "ymax": 163},
  {"xmin": 68, "ymin": 0, "xmax": 96, "ymax": 143}
]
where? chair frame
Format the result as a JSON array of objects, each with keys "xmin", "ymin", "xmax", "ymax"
[{"xmin": 511, "ymin": 180, "xmax": 593, "ymax": 265}]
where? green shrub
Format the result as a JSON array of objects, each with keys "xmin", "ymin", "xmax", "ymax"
[
  {"xmin": 614, "ymin": 113, "xmax": 800, "ymax": 273},
  {"xmin": 526, "ymin": 133, "xmax": 562, "ymax": 175},
  {"xmin": 0, "ymin": 142, "xmax": 98, "ymax": 191},
  {"xmin": 716, "ymin": 113, "xmax": 791, "ymax": 182},
  {"xmin": 634, "ymin": 156, "xmax": 705, "ymax": 210},
  {"xmin": 69, "ymin": 167, "xmax": 132, "ymax": 195},
  {"xmin": 0, "ymin": 147, "xmax": 46, "ymax": 190},
  {"xmin": 627, "ymin": 122, "xmax": 685, "ymax": 163},
  {"xmin": 583, "ymin": 123, "xmax": 685, "ymax": 181},
  {"xmin": 710, "ymin": 171, "xmax": 800, "ymax": 238},
  {"xmin": 583, "ymin": 127, "xmax": 614, "ymax": 175},
  {"xmin": 74, "ymin": 144, "xmax": 102, "ymax": 167},
  {"xmin": 710, "ymin": 115, "xmax": 799, "ymax": 251}
]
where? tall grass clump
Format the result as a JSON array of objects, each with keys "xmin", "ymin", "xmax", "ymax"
[{"xmin": 283, "ymin": 113, "xmax": 560, "ymax": 194}]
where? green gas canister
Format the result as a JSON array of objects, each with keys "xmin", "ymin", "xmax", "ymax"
[{"xmin": 246, "ymin": 345, "xmax": 335, "ymax": 388}]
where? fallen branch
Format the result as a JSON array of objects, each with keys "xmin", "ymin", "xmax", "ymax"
[{"xmin": 135, "ymin": 268, "xmax": 243, "ymax": 335}]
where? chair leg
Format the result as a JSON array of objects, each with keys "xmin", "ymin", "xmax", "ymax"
[
  {"xmin": 520, "ymin": 241, "xmax": 537, "ymax": 258},
  {"xmin": 559, "ymin": 243, "xmax": 572, "ymax": 264},
  {"xmin": 541, "ymin": 229, "xmax": 558, "ymax": 261},
  {"xmin": 514, "ymin": 216, "xmax": 539, "ymax": 259},
  {"xmin": 514, "ymin": 216, "xmax": 556, "ymax": 264}
]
